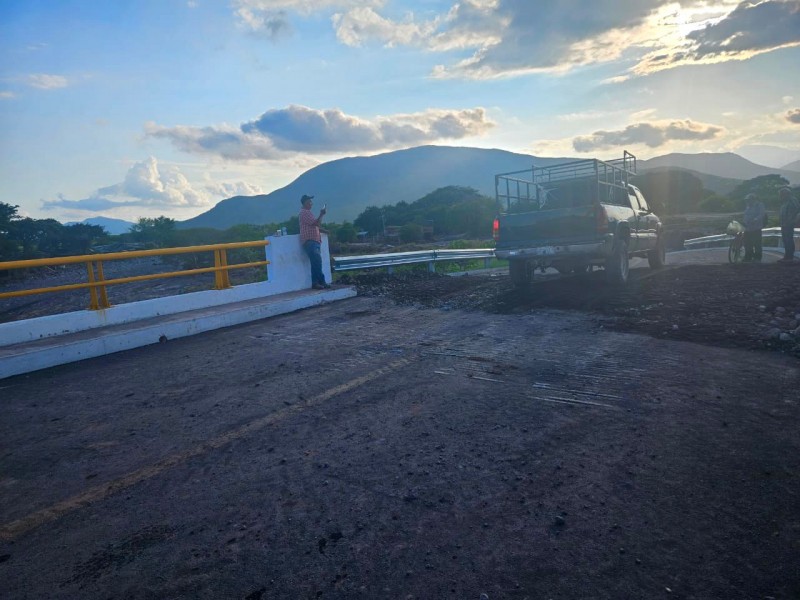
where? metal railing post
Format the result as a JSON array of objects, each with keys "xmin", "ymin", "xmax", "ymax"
[
  {"xmin": 214, "ymin": 249, "xmax": 232, "ymax": 289},
  {"xmin": 95, "ymin": 260, "xmax": 110, "ymax": 309},
  {"xmin": 86, "ymin": 261, "xmax": 99, "ymax": 310}
]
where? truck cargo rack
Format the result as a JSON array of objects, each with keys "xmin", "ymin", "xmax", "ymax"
[{"xmin": 496, "ymin": 151, "xmax": 637, "ymax": 213}]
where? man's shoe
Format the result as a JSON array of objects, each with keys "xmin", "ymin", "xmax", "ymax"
[
  {"xmin": 322, "ymin": 282, "xmax": 331, "ymax": 288},
  {"xmin": 312, "ymin": 283, "xmax": 325, "ymax": 290}
]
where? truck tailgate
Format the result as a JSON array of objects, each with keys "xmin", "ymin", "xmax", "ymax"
[{"xmin": 497, "ymin": 206, "xmax": 599, "ymax": 248}]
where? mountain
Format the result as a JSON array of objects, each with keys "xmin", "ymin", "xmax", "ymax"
[
  {"xmin": 639, "ymin": 152, "xmax": 800, "ymax": 184},
  {"xmin": 178, "ymin": 146, "xmax": 572, "ymax": 230},
  {"xmin": 65, "ymin": 216, "xmax": 134, "ymax": 235},
  {"xmin": 178, "ymin": 146, "xmax": 800, "ymax": 230},
  {"xmin": 636, "ymin": 166, "xmax": 743, "ymax": 197},
  {"xmin": 734, "ymin": 144, "xmax": 800, "ymax": 169},
  {"xmin": 782, "ymin": 159, "xmax": 800, "ymax": 172}
]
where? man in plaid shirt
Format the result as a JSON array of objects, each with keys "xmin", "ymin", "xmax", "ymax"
[{"xmin": 299, "ymin": 194, "xmax": 330, "ymax": 289}]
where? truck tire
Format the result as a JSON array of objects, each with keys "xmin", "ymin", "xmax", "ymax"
[
  {"xmin": 606, "ymin": 240, "xmax": 629, "ymax": 285},
  {"xmin": 648, "ymin": 235, "xmax": 666, "ymax": 269},
  {"xmin": 509, "ymin": 260, "xmax": 531, "ymax": 288}
]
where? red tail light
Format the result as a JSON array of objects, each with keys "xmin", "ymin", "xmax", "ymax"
[{"xmin": 492, "ymin": 217, "xmax": 500, "ymax": 241}]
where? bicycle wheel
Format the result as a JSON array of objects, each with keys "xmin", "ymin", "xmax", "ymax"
[{"xmin": 728, "ymin": 239, "xmax": 743, "ymax": 263}]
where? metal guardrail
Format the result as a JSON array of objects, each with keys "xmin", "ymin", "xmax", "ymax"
[
  {"xmin": 0, "ymin": 241, "xmax": 270, "ymax": 310},
  {"xmin": 333, "ymin": 248, "xmax": 496, "ymax": 273},
  {"xmin": 683, "ymin": 227, "xmax": 799, "ymax": 249}
]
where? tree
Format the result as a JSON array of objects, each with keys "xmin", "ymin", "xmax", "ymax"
[
  {"xmin": 129, "ymin": 216, "xmax": 177, "ymax": 247},
  {"xmin": 0, "ymin": 202, "xmax": 19, "ymax": 229},
  {"xmin": 336, "ymin": 222, "xmax": 357, "ymax": 243},
  {"xmin": 0, "ymin": 202, "xmax": 21, "ymax": 261},
  {"xmin": 353, "ymin": 186, "xmax": 495, "ymax": 239},
  {"xmin": 354, "ymin": 206, "xmax": 384, "ymax": 238},
  {"xmin": 399, "ymin": 223, "xmax": 423, "ymax": 243},
  {"xmin": 729, "ymin": 175, "xmax": 789, "ymax": 209},
  {"xmin": 59, "ymin": 223, "xmax": 107, "ymax": 255},
  {"xmin": 632, "ymin": 170, "xmax": 706, "ymax": 215},
  {"xmin": 698, "ymin": 194, "xmax": 734, "ymax": 213}
]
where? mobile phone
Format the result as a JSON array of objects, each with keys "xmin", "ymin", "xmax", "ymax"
[{"xmin": 323, "ymin": 204, "xmax": 327, "ymax": 210}]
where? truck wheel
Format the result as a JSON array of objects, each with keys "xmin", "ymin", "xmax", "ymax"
[
  {"xmin": 648, "ymin": 235, "xmax": 666, "ymax": 269},
  {"xmin": 606, "ymin": 240, "xmax": 629, "ymax": 285},
  {"xmin": 509, "ymin": 260, "xmax": 531, "ymax": 288}
]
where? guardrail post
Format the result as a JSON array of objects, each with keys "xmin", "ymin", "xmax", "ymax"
[
  {"xmin": 214, "ymin": 249, "xmax": 232, "ymax": 290},
  {"xmin": 95, "ymin": 260, "xmax": 110, "ymax": 309},
  {"xmin": 428, "ymin": 261, "xmax": 435, "ymax": 273},
  {"xmin": 86, "ymin": 261, "xmax": 99, "ymax": 310}
]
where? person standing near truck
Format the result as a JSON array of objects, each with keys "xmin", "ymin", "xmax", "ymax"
[
  {"xmin": 778, "ymin": 186, "xmax": 800, "ymax": 262},
  {"xmin": 299, "ymin": 194, "xmax": 330, "ymax": 289},
  {"xmin": 742, "ymin": 193, "xmax": 765, "ymax": 262}
]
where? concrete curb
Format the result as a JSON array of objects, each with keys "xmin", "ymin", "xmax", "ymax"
[{"xmin": 0, "ymin": 286, "xmax": 356, "ymax": 380}]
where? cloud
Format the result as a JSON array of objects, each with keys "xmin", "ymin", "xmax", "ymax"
[
  {"xmin": 27, "ymin": 73, "xmax": 69, "ymax": 89},
  {"xmin": 42, "ymin": 157, "xmax": 257, "ymax": 214},
  {"xmin": 144, "ymin": 122, "xmax": 282, "ymax": 160},
  {"xmin": 302, "ymin": 1, "xmax": 798, "ymax": 80},
  {"xmin": 148, "ymin": 105, "xmax": 494, "ymax": 158},
  {"xmin": 573, "ymin": 119, "xmax": 723, "ymax": 152},
  {"xmin": 0, "ymin": 91, "xmax": 15, "ymax": 99},
  {"xmin": 233, "ymin": 0, "xmax": 380, "ymax": 39},
  {"xmin": 687, "ymin": 1, "xmax": 800, "ymax": 58},
  {"xmin": 787, "ymin": 109, "xmax": 800, "ymax": 125},
  {"xmin": 333, "ymin": 7, "xmax": 439, "ymax": 47},
  {"xmin": 633, "ymin": 1, "xmax": 800, "ymax": 75},
  {"xmin": 203, "ymin": 178, "xmax": 264, "ymax": 197}
]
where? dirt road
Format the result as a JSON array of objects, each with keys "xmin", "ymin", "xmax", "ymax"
[{"xmin": 1, "ymin": 257, "xmax": 799, "ymax": 599}]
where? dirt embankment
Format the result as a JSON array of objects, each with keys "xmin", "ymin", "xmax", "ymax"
[{"xmin": 339, "ymin": 262, "xmax": 800, "ymax": 359}]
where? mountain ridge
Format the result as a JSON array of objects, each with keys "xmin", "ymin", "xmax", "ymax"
[{"xmin": 177, "ymin": 146, "xmax": 800, "ymax": 230}]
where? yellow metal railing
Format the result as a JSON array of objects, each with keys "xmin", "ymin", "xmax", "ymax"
[{"xmin": 0, "ymin": 240, "xmax": 270, "ymax": 310}]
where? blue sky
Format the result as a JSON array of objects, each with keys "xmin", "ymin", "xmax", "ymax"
[{"xmin": 1, "ymin": 0, "xmax": 799, "ymax": 223}]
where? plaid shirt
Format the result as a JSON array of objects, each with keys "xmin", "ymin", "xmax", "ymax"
[{"xmin": 299, "ymin": 207, "xmax": 322, "ymax": 243}]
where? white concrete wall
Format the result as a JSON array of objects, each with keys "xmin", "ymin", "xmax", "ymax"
[
  {"xmin": 264, "ymin": 233, "xmax": 332, "ymax": 294},
  {"xmin": 0, "ymin": 234, "xmax": 333, "ymax": 346}
]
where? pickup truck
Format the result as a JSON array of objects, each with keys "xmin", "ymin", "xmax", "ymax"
[{"xmin": 493, "ymin": 151, "xmax": 664, "ymax": 287}]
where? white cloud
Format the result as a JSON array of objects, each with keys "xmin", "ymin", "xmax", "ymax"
[
  {"xmin": 203, "ymin": 177, "xmax": 264, "ymax": 197},
  {"xmin": 0, "ymin": 91, "xmax": 15, "ymax": 99},
  {"xmin": 41, "ymin": 157, "xmax": 258, "ymax": 214},
  {"xmin": 332, "ymin": 7, "xmax": 438, "ymax": 47},
  {"xmin": 144, "ymin": 122, "xmax": 282, "ymax": 160},
  {"xmin": 233, "ymin": 0, "xmax": 382, "ymax": 39},
  {"xmin": 147, "ymin": 105, "xmax": 494, "ymax": 158},
  {"xmin": 279, "ymin": 1, "xmax": 798, "ymax": 81},
  {"xmin": 27, "ymin": 74, "xmax": 69, "ymax": 89},
  {"xmin": 572, "ymin": 119, "xmax": 723, "ymax": 152},
  {"xmin": 631, "ymin": 0, "xmax": 800, "ymax": 76}
]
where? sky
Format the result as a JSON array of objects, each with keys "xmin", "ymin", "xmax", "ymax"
[{"xmin": 1, "ymin": 0, "xmax": 799, "ymax": 224}]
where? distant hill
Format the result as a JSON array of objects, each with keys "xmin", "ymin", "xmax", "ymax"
[
  {"xmin": 639, "ymin": 152, "xmax": 800, "ymax": 185},
  {"xmin": 65, "ymin": 216, "xmax": 134, "ymax": 235},
  {"xmin": 782, "ymin": 159, "xmax": 800, "ymax": 172},
  {"xmin": 178, "ymin": 146, "xmax": 572, "ymax": 230},
  {"xmin": 636, "ymin": 166, "xmax": 742, "ymax": 197},
  {"xmin": 177, "ymin": 146, "xmax": 800, "ymax": 230}
]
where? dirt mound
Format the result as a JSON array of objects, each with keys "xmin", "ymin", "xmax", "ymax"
[{"xmin": 339, "ymin": 263, "xmax": 800, "ymax": 358}]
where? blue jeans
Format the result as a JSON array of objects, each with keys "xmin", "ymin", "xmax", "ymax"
[
  {"xmin": 303, "ymin": 240, "xmax": 326, "ymax": 285},
  {"xmin": 782, "ymin": 225, "xmax": 795, "ymax": 259}
]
